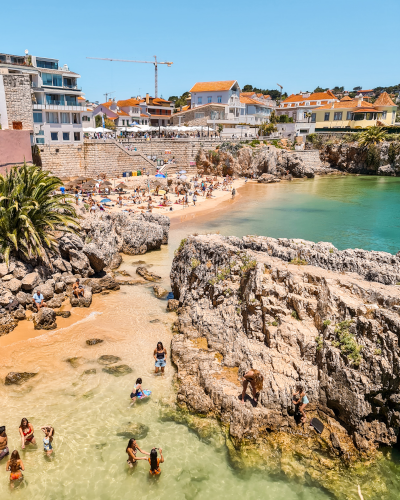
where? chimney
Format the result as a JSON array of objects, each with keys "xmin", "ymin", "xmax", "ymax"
[
  {"xmin": 146, "ymin": 93, "xmax": 149, "ymax": 105},
  {"xmin": 357, "ymin": 95, "xmax": 362, "ymax": 107},
  {"xmin": 109, "ymin": 98, "xmax": 112, "ymax": 101}
]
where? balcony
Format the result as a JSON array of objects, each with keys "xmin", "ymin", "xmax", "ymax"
[{"xmin": 33, "ymin": 103, "xmax": 86, "ymax": 111}]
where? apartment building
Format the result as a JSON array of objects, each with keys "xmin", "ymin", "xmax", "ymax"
[
  {"xmin": 0, "ymin": 51, "xmax": 86, "ymax": 144},
  {"xmin": 276, "ymin": 91, "xmax": 338, "ymax": 123}
]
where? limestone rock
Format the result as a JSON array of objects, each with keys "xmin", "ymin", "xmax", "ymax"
[
  {"xmin": 86, "ymin": 338, "xmax": 104, "ymax": 346},
  {"xmin": 21, "ymin": 272, "xmax": 40, "ymax": 291},
  {"xmin": 378, "ymin": 164, "xmax": 395, "ymax": 176},
  {"xmin": 55, "ymin": 310, "xmax": 71, "ymax": 318},
  {"xmin": 53, "ymin": 258, "xmax": 72, "ymax": 273},
  {"xmin": 0, "ymin": 290, "xmax": 14, "ymax": 307},
  {"xmin": 116, "ymin": 422, "xmax": 149, "ymax": 439},
  {"xmin": 69, "ymin": 249, "xmax": 94, "ymax": 278},
  {"xmin": 12, "ymin": 261, "xmax": 33, "ymax": 280},
  {"xmin": 83, "ymin": 369, "xmax": 97, "ymax": 375},
  {"xmin": 0, "ymin": 263, "xmax": 9, "ymax": 278},
  {"xmin": 59, "ymin": 233, "xmax": 84, "ymax": 258},
  {"xmin": 82, "ymin": 274, "xmax": 120, "ymax": 294},
  {"xmin": 5, "ymin": 278, "xmax": 22, "ymax": 293},
  {"xmin": 102, "ymin": 364, "xmax": 132, "ymax": 376},
  {"xmin": 46, "ymin": 295, "xmax": 64, "ymax": 309},
  {"xmin": 39, "ymin": 282, "xmax": 54, "ymax": 301},
  {"xmin": 16, "ymin": 291, "xmax": 30, "ymax": 306},
  {"xmin": 13, "ymin": 309, "xmax": 26, "ymax": 321},
  {"xmin": 97, "ymin": 355, "xmax": 121, "ymax": 365},
  {"xmin": 33, "ymin": 307, "xmax": 57, "ymax": 330},
  {"xmin": 55, "ymin": 281, "xmax": 66, "ymax": 294},
  {"xmin": 5, "ymin": 372, "xmax": 37, "ymax": 385},
  {"xmin": 136, "ymin": 266, "xmax": 161, "ymax": 282},
  {"xmin": 66, "ymin": 357, "xmax": 86, "ymax": 368},
  {"xmin": 167, "ymin": 299, "xmax": 179, "ymax": 312},
  {"xmin": 70, "ymin": 286, "xmax": 92, "ymax": 308},
  {"xmin": 83, "ymin": 243, "xmax": 107, "ymax": 273},
  {"xmin": 153, "ymin": 285, "xmax": 169, "ymax": 298}
]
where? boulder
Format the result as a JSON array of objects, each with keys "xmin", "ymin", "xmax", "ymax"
[
  {"xmin": 86, "ymin": 338, "xmax": 104, "ymax": 346},
  {"xmin": 83, "ymin": 369, "xmax": 97, "ymax": 375},
  {"xmin": 83, "ymin": 243, "xmax": 107, "ymax": 273},
  {"xmin": 70, "ymin": 286, "xmax": 92, "ymax": 308},
  {"xmin": 53, "ymin": 258, "xmax": 73, "ymax": 274},
  {"xmin": 167, "ymin": 299, "xmax": 179, "ymax": 312},
  {"xmin": 102, "ymin": 365, "xmax": 133, "ymax": 376},
  {"xmin": 378, "ymin": 164, "xmax": 395, "ymax": 176},
  {"xmin": 97, "ymin": 355, "xmax": 121, "ymax": 365},
  {"xmin": 116, "ymin": 422, "xmax": 149, "ymax": 439},
  {"xmin": 82, "ymin": 274, "xmax": 120, "ymax": 294},
  {"xmin": 40, "ymin": 282, "xmax": 54, "ymax": 301},
  {"xmin": 66, "ymin": 357, "xmax": 86, "ymax": 368},
  {"xmin": 59, "ymin": 233, "xmax": 84, "ymax": 258},
  {"xmin": 153, "ymin": 285, "xmax": 169, "ymax": 299},
  {"xmin": 110, "ymin": 253, "xmax": 123, "ymax": 269},
  {"xmin": 5, "ymin": 278, "xmax": 22, "ymax": 293},
  {"xmin": 2, "ymin": 274, "xmax": 13, "ymax": 281},
  {"xmin": 46, "ymin": 296, "xmax": 64, "ymax": 309},
  {"xmin": 5, "ymin": 372, "xmax": 37, "ymax": 385},
  {"xmin": 13, "ymin": 309, "xmax": 26, "ymax": 321},
  {"xmin": 0, "ymin": 263, "xmax": 9, "ymax": 278},
  {"xmin": 16, "ymin": 291, "xmax": 30, "ymax": 307},
  {"xmin": 55, "ymin": 310, "xmax": 71, "ymax": 318},
  {"xmin": 12, "ymin": 261, "xmax": 33, "ymax": 280},
  {"xmin": 136, "ymin": 266, "xmax": 161, "ymax": 282},
  {"xmin": 55, "ymin": 281, "xmax": 66, "ymax": 294},
  {"xmin": 69, "ymin": 249, "xmax": 94, "ymax": 278},
  {"xmin": 33, "ymin": 307, "xmax": 57, "ymax": 330},
  {"xmin": 0, "ymin": 291, "xmax": 14, "ymax": 307},
  {"xmin": 21, "ymin": 272, "xmax": 41, "ymax": 291}
]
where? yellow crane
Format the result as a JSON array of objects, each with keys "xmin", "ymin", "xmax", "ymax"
[{"xmin": 86, "ymin": 55, "xmax": 173, "ymax": 98}]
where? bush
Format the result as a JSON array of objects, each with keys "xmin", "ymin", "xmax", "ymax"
[
  {"xmin": 291, "ymin": 311, "xmax": 300, "ymax": 320},
  {"xmin": 366, "ymin": 144, "xmax": 380, "ymax": 170},
  {"xmin": 388, "ymin": 142, "xmax": 400, "ymax": 165},
  {"xmin": 290, "ymin": 258, "xmax": 307, "ymax": 266},
  {"xmin": 191, "ymin": 258, "xmax": 200, "ymax": 269},
  {"xmin": 315, "ymin": 336, "xmax": 323, "ymax": 351},
  {"xmin": 332, "ymin": 320, "xmax": 362, "ymax": 367},
  {"xmin": 323, "ymin": 320, "xmax": 331, "ymax": 328}
]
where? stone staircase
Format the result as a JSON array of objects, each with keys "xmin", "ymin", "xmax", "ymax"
[{"xmin": 290, "ymin": 150, "xmax": 324, "ymax": 170}]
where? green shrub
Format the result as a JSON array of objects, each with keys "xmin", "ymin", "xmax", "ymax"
[
  {"xmin": 374, "ymin": 348, "xmax": 382, "ymax": 355},
  {"xmin": 291, "ymin": 311, "xmax": 300, "ymax": 320},
  {"xmin": 272, "ymin": 321, "xmax": 278, "ymax": 327},
  {"xmin": 323, "ymin": 320, "xmax": 331, "ymax": 328},
  {"xmin": 332, "ymin": 320, "xmax": 362, "ymax": 367},
  {"xmin": 365, "ymin": 144, "xmax": 380, "ymax": 170},
  {"xmin": 329, "ymin": 248, "xmax": 334, "ymax": 254},
  {"xmin": 315, "ymin": 336, "xmax": 323, "ymax": 351},
  {"xmin": 388, "ymin": 142, "xmax": 400, "ymax": 165},
  {"xmin": 290, "ymin": 258, "xmax": 307, "ymax": 266},
  {"xmin": 191, "ymin": 258, "xmax": 200, "ymax": 269}
]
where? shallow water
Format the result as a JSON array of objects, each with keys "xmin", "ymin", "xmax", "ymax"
[{"xmin": 2, "ymin": 176, "xmax": 400, "ymax": 499}]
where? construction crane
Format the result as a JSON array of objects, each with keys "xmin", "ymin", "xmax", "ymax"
[
  {"xmin": 87, "ymin": 56, "xmax": 173, "ymax": 98},
  {"xmin": 277, "ymin": 83, "xmax": 283, "ymax": 100},
  {"xmin": 103, "ymin": 90, "xmax": 115, "ymax": 102}
]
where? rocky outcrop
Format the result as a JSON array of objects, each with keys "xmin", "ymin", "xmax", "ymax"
[
  {"xmin": 33, "ymin": 307, "xmax": 57, "ymax": 330},
  {"xmin": 70, "ymin": 286, "xmax": 92, "ymax": 308},
  {"xmin": 170, "ymin": 234, "xmax": 400, "ymax": 495},
  {"xmin": 153, "ymin": 285, "xmax": 169, "ymax": 298},
  {"xmin": 136, "ymin": 266, "xmax": 161, "ymax": 282},
  {"xmin": 5, "ymin": 372, "xmax": 37, "ymax": 385}
]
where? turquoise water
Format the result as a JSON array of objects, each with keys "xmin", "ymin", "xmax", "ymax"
[{"xmin": 190, "ymin": 176, "xmax": 400, "ymax": 254}]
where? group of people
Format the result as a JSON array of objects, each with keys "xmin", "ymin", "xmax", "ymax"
[
  {"xmin": 0, "ymin": 420, "xmax": 54, "ymax": 485},
  {"xmin": 32, "ymin": 280, "xmax": 84, "ymax": 310}
]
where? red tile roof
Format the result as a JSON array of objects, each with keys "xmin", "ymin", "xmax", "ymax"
[
  {"xmin": 374, "ymin": 91, "xmax": 396, "ymax": 107},
  {"xmin": 190, "ymin": 80, "xmax": 237, "ymax": 92},
  {"xmin": 282, "ymin": 90, "xmax": 337, "ymax": 104},
  {"xmin": 117, "ymin": 98, "xmax": 141, "ymax": 107},
  {"xmin": 316, "ymin": 99, "xmax": 375, "ymax": 110}
]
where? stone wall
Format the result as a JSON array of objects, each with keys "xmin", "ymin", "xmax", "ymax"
[
  {"xmin": 0, "ymin": 130, "xmax": 33, "ymax": 172},
  {"xmin": 2, "ymin": 74, "xmax": 33, "ymax": 131},
  {"xmin": 171, "ymin": 104, "xmax": 225, "ymax": 126}
]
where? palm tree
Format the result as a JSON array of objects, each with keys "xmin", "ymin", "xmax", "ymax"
[
  {"xmin": 0, "ymin": 163, "xmax": 80, "ymax": 265},
  {"xmin": 358, "ymin": 126, "xmax": 388, "ymax": 146}
]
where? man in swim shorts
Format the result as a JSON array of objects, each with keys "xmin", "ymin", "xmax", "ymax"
[{"xmin": 32, "ymin": 289, "xmax": 47, "ymax": 310}]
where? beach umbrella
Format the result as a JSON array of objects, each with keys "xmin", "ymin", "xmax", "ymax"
[
  {"xmin": 73, "ymin": 176, "xmax": 86, "ymax": 183},
  {"xmin": 101, "ymin": 198, "xmax": 111, "ymax": 203},
  {"xmin": 155, "ymin": 174, "xmax": 166, "ymax": 178},
  {"xmin": 100, "ymin": 181, "xmax": 112, "ymax": 186},
  {"xmin": 158, "ymin": 190, "xmax": 166, "ymax": 195},
  {"xmin": 179, "ymin": 170, "xmax": 187, "ymax": 174},
  {"xmin": 116, "ymin": 182, "xmax": 128, "ymax": 188}
]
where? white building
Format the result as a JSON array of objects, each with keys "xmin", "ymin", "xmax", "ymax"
[{"xmin": 0, "ymin": 51, "xmax": 86, "ymax": 144}]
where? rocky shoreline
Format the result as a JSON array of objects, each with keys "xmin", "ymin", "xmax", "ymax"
[
  {"xmin": 169, "ymin": 234, "xmax": 400, "ymax": 498},
  {"xmin": 0, "ymin": 212, "xmax": 170, "ymax": 334}
]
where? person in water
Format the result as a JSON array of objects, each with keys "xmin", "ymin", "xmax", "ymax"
[
  {"xmin": 154, "ymin": 341, "xmax": 167, "ymax": 374},
  {"xmin": 148, "ymin": 447, "xmax": 164, "ymax": 476},
  {"xmin": 41, "ymin": 426, "xmax": 54, "ymax": 456},
  {"xmin": 126, "ymin": 438, "xmax": 150, "ymax": 468},
  {"xmin": 241, "ymin": 369, "xmax": 264, "ymax": 404},
  {"xmin": 0, "ymin": 427, "xmax": 9, "ymax": 461},
  {"xmin": 19, "ymin": 418, "xmax": 36, "ymax": 449},
  {"xmin": 293, "ymin": 385, "xmax": 309, "ymax": 423},
  {"xmin": 130, "ymin": 378, "xmax": 151, "ymax": 403},
  {"xmin": 6, "ymin": 450, "xmax": 24, "ymax": 484}
]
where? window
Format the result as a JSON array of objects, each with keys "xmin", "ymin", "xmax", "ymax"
[
  {"xmin": 324, "ymin": 112, "xmax": 330, "ymax": 121},
  {"xmin": 72, "ymin": 113, "xmax": 80, "ymax": 124},
  {"xmin": 42, "ymin": 73, "xmax": 53, "ymax": 86},
  {"xmin": 74, "ymin": 132, "xmax": 81, "ymax": 141},
  {"xmin": 366, "ymin": 113, "xmax": 374, "ymax": 120},
  {"xmin": 299, "ymin": 129, "xmax": 308, "ymax": 134},
  {"xmin": 217, "ymin": 96, "xmax": 222, "ymax": 103},
  {"xmin": 46, "ymin": 112, "xmax": 59, "ymax": 123},
  {"xmin": 61, "ymin": 113, "xmax": 70, "ymax": 124},
  {"xmin": 195, "ymin": 112, "xmax": 205, "ymax": 119},
  {"xmin": 51, "ymin": 132, "xmax": 58, "ymax": 141},
  {"xmin": 36, "ymin": 138, "xmax": 45, "ymax": 144},
  {"xmin": 346, "ymin": 111, "xmax": 352, "ymax": 120},
  {"xmin": 207, "ymin": 96, "xmax": 212, "ymax": 103},
  {"xmin": 382, "ymin": 111, "xmax": 387, "ymax": 119},
  {"xmin": 311, "ymin": 113, "xmax": 316, "ymax": 123},
  {"xmin": 46, "ymin": 94, "xmax": 64, "ymax": 105},
  {"xmin": 36, "ymin": 60, "xmax": 58, "ymax": 69},
  {"xmin": 197, "ymin": 97, "xmax": 202, "ymax": 104},
  {"xmin": 333, "ymin": 112, "xmax": 342, "ymax": 121},
  {"xmin": 82, "ymin": 115, "xmax": 90, "ymax": 121},
  {"xmin": 63, "ymin": 132, "xmax": 70, "ymax": 141},
  {"xmin": 33, "ymin": 112, "xmax": 43, "ymax": 123},
  {"xmin": 53, "ymin": 75, "xmax": 62, "ymax": 86}
]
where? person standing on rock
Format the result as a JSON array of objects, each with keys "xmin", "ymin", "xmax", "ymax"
[
  {"xmin": 241, "ymin": 369, "xmax": 263, "ymax": 404},
  {"xmin": 293, "ymin": 385, "xmax": 309, "ymax": 423},
  {"xmin": 0, "ymin": 427, "xmax": 9, "ymax": 461},
  {"xmin": 154, "ymin": 342, "xmax": 167, "ymax": 374},
  {"xmin": 32, "ymin": 289, "xmax": 46, "ymax": 311}
]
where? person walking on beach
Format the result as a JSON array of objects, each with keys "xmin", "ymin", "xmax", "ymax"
[
  {"xmin": 232, "ymin": 188, "xmax": 236, "ymax": 199},
  {"xmin": 19, "ymin": 419, "xmax": 36, "ymax": 449},
  {"xmin": 0, "ymin": 427, "xmax": 9, "ymax": 461},
  {"xmin": 293, "ymin": 385, "xmax": 309, "ymax": 423},
  {"xmin": 241, "ymin": 369, "xmax": 263, "ymax": 404},
  {"xmin": 41, "ymin": 426, "xmax": 54, "ymax": 456},
  {"xmin": 193, "ymin": 193, "xmax": 197, "ymax": 206},
  {"xmin": 126, "ymin": 438, "xmax": 150, "ymax": 468},
  {"xmin": 154, "ymin": 342, "xmax": 167, "ymax": 374},
  {"xmin": 148, "ymin": 448, "xmax": 164, "ymax": 476},
  {"xmin": 6, "ymin": 451, "xmax": 24, "ymax": 485}
]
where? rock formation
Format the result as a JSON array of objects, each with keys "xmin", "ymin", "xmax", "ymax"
[{"xmin": 170, "ymin": 234, "xmax": 400, "ymax": 496}]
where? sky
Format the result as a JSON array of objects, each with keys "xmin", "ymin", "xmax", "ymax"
[{"xmin": 1, "ymin": 0, "xmax": 399, "ymax": 102}]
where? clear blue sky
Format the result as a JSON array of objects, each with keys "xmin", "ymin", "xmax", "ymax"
[{"xmin": 1, "ymin": 0, "xmax": 399, "ymax": 102}]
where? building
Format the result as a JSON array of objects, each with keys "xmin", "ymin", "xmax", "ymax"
[
  {"xmin": 0, "ymin": 51, "xmax": 86, "ymax": 145},
  {"xmin": 276, "ymin": 91, "xmax": 338, "ymax": 124},
  {"xmin": 239, "ymin": 92, "xmax": 274, "ymax": 125},
  {"xmin": 313, "ymin": 93, "xmax": 397, "ymax": 129}
]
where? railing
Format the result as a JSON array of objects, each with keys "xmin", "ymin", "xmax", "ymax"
[{"xmin": 33, "ymin": 103, "xmax": 86, "ymax": 111}]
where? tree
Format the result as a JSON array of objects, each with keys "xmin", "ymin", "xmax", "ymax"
[
  {"xmin": 95, "ymin": 115, "xmax": 115, "ymax": 130},
  {"xmin": 0, "ymin": 163, "xmax": 80, "ymax": 265},
  {"xmin": 332, "ymin": 86, "xmax": 345, "ymax": 93},
  {"xmin": 168, "ymin": 95, "xmax": 178, "ymax": 102},
  {"xmin": 358, "ymin": 126, "xmax": 388, "ymax": 146},
  {"xmin": 269, "ymin": 110, "xmax": 278, "ymax": 124},
  {"xmin": 314, "ymin": 86, "xmax": 328, "ymax": 93},
  {"xmin": 259, "ymin": 122, "xmax": 277, "ymax": 136},
  {"xmin": 353, "ymin": 86, "xmax": 362, "ymax": 91},
  {"xmin": 242, "ymin": 84, "xmax": 253, "ymax": 92}
]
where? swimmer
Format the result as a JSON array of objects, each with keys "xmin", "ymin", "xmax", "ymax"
[
  {"xmin": 130, "ymin": 378, "xmax": 151, "ymax": 403},
  {"xmin": 19, "ymin": 418, "xmax": 36, "ymax": 449},
  {"xmin": 148, "ymin": 447, "xmax": 164, "ymax": 476},
  {"xmin": 6, "ymin": 450, "xmax": 24, "ymax": 485},
  {"xmin": 41, "ymin": 426, "xmax": 54, "ymax": 456},
  {"xmin": 126, "ymin": 438, "xmax": 149, "ymax": 468}
]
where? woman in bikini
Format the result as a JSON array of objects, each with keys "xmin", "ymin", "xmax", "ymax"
[
  {"xmin": 154, "ymin": 341, "xmax": 167, "ymax": 374},
  {"xmin": 126, "ymin": 438, "xmax": 149, "ymax": 468},
  {"xmin": 19, "ymin": 418, "xmax": 36, "ymax": 449},
  {"xmin": 0, "ymin": 427, "xmax": 9, "ymax": 461},
  {"xmin": 130, "ymin": 378, "xmax": 151, "ymax": 403},
  {"xmin": 41, "ymin": 426, "xmax": 54, "ymax": 456},
  {"xmin": 148, "ymin": 447, "xmax": 164, "ymax": 476},
  {"xmin": 293, "ymin": 385, "xmax": 309, "ymax": 423},
  {"xmin": 241, "ymin": 369, "xmax": 264, "ymax": 404},
  {"xmin": 6, "ymin": 450, "xmax": 24, "ymax": 484}
]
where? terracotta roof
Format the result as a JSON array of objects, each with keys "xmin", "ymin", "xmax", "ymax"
[
  {"xmin": 316, "ymin": 99, "xmax": 375, "ymax": 110},
  {"xmin": 358, "ymin": 89, "xmax": 374, "ymax": 93},
  {"xmin": 181, "ymin": 105, "xmax": 190, "ymax": 111},
  {"xmin": 117, "ymin": 98, "xmax": 141, "ymax": 107},
  {"xmin": 78, "ymin": 96, "xmax": 85, "ymax": 101},
  {"xmin": 352, "ymin": 107, "xmax": 380, "ymax": 113},
  {"xmin": 117, "ymin": 110, "xmax": 129, "ymax": 116},
  {"xmin": 282, "ymin": 90, "xmax": 337, "ymax": 104},
  {"xmin": 153, "ymin": 97, "xmax": 170, "ymax": 103},
  {"xmin": 190, "ymin": 80, "xmax": 237, "ymax": 92},
  {"xmin": 106, "ymin": 116, "xmax": 117, "ymax": 120},
  {"xmin": 101, "ymin": 101, "xmax": 114, "ymax": 108},
  {"xmin": 374, "ymin": 91, "xmax": 396, "ymax": 107},
  {"xmin": 140, "ymin": 113, "xmax": 149, "ymax": 117},
  {"xmin": 240, "ymin": 95, "xmax": 271, "ymax": 106},
  {"xmin": 340, "ymin": 96, "xmax": 352, "ymax": 101}
]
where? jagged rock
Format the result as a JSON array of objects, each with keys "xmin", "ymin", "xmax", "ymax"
[
  {"xmin": 102, "ymin": 364, "xmax": 132, "ymax": 376},
  {"xmin": 86, "ymin": 338, "xmax": 103, "ymax": 345},
  {"xmin": 97, "ymin": 355, "xmax": 121, "ymax": 365},
  {"xmin": 5, "ymin": 372, "xmax": 37, "ymax": 385},
  {"xmin": 153, "ymin": 285, "xmax": 169, "ymax": 298},
  {"xmin": 47, "ymin": 295, "xmax": 64, "ymax": 309},
  {"xmin": 16, "ymin": 291, "xmax": 30, "ymax": 306},
  {"xmin": 115, "ymin": 278, "xmax": 146, "ymax": 286},
  {"xmin": 116, "ymin": 422, "xmax": 149, "ymax": 439},
  {"xmin": 70, "ymin": 286, "xmax": 92, "ymax": 307},
  {"xmin": 83, "ymin": 369, "xmax": 97, "ymax": 375},
  {"xmin": 55, "ymin": 310, "xmax": 71, "ymax": 318},
  {"xmin": 0, "ymin": 263, "xmax": 9, "ymax": 278},
  {"xmin": 39, "ymin": 282, "xmax": 54, "ymax": 301},
  {"xmin": 33, "ymin": 307, "xmax": 57, "ymax": 330},
  {"xmin": 0, "ymin": 290, "xmax": 14, "ymax": 307},
  {"xmin": 378, "ymin": 164, "xmax": 395, "ymax": 176},
  {"xmin": 110, "ymin": 253, "xmax": 123, "ymax": 269},
  {"xmin": 2, "ymin": 274, "xmax": 13, "ymax": 281},
  {"xmin": 59, "ymin": 233, "xmax": 84, "ymax": 258},
  {"xmin": 0, "ymin": 314, "xmax": 17, "ymax": 336},
  {"xmin": 136, "ymin": 266, "xmax": 161, "ymax": 282},
  {"xmin": 69, "ymin": 249, "xmax": 94, "ymax": 278},
  {"xmin": 5, "ymin": 278, "xmax": 22, "ymax": 293},
  {"xmin": 13, "ymin": 309, "xmax": 26, "ymax": 320},
  {"xmin": 167, "ymin": 299, "xmax": 179, "ymax": 312},
  {"xmin": 54, "ymin": 281, "xmax": 66, "ymax": 293},
  {"xmin": 12, "ymin": 261, "xmax": 33, "ymax": 280},
  {"xmin": 21, "ymin": 272, "xmax": 41, "ymax": 291},
  {"xmin": 83, "ymin": 243, "xmax": 107, "ymax": 273},
  {"xmin": 257, "ymin": 173, "xmax": 280, "ymax": 183},
  {"xmin": 66, "ymin": 357, "xmax": 86, "ymax": 368},
  {"xmin": 82, "ymin": 275, "xmax": 120, "ymax": 294},
  {"xmin": 53, "ymin": 258, "xmax": 72, "ymax": 273}
]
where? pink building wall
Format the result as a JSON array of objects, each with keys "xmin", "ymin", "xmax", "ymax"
[{"xmin": 0, "ymin": 130, "xmax": 32, "ymax": 174}]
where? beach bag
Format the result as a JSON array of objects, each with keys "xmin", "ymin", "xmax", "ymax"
[{"xmin": 310, "ymin": 418, "xmax": 324, "ymax": 434}]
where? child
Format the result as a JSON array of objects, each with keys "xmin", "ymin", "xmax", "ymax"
[
  {"xmin": 130, "ymin": 378, "xmax": 151, "ymax": 403},
  {"xmin": 41, "ymin": 426, "xmax": 54, "ymax": 456}
]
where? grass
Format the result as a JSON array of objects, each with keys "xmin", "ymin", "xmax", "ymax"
[
  {"xmin": 323, "ymin": 320, "xmax": 331, "ymax": 328},
  {"xmin": 374, "ymin": 348, "xmax": 382, "ymax": 355},
  {"xmin": 315, "ymin": 336, "xmax": 323, "ymax": 351},
  {"xmin": 290, "ymin": 258, "xmax": 308, "ymax": 266},
  {"xmin": 175, "ymin": 238, "xmax": 187, "ymax": 256},
  {"xmin": 332, "ymin": 320, "xmax": 362, "ymax": 367},
  {"xmin": 291, "ymin": 311, "xmax": 300, "ymax": 320},
  {"xmin": 191, "ymin": 258, "xmax": 200, "ymax": 269}
]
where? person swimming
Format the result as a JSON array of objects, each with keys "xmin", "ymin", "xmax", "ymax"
[
  {"xmin": 126, "ymin": 438, "xmax": 149, "ymax": 468},
  {"xmin": 6, "ymin": 450, "xmax": 24, "ymax": 484},
  {"xmin": 130, "ymin": 378, "xmax": 151, "ymax": 403},
  {"xmin": 148, "ymin": 447, "xmax": 164, "ymax": 476},
  {"xmin": 41, "ymin": 426, "xmax": 54, "ymax": 455}
]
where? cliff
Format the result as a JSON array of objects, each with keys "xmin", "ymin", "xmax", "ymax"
[{"xmin": 170, "ymin": 234, "xmax": 400, "ymax": 498}]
